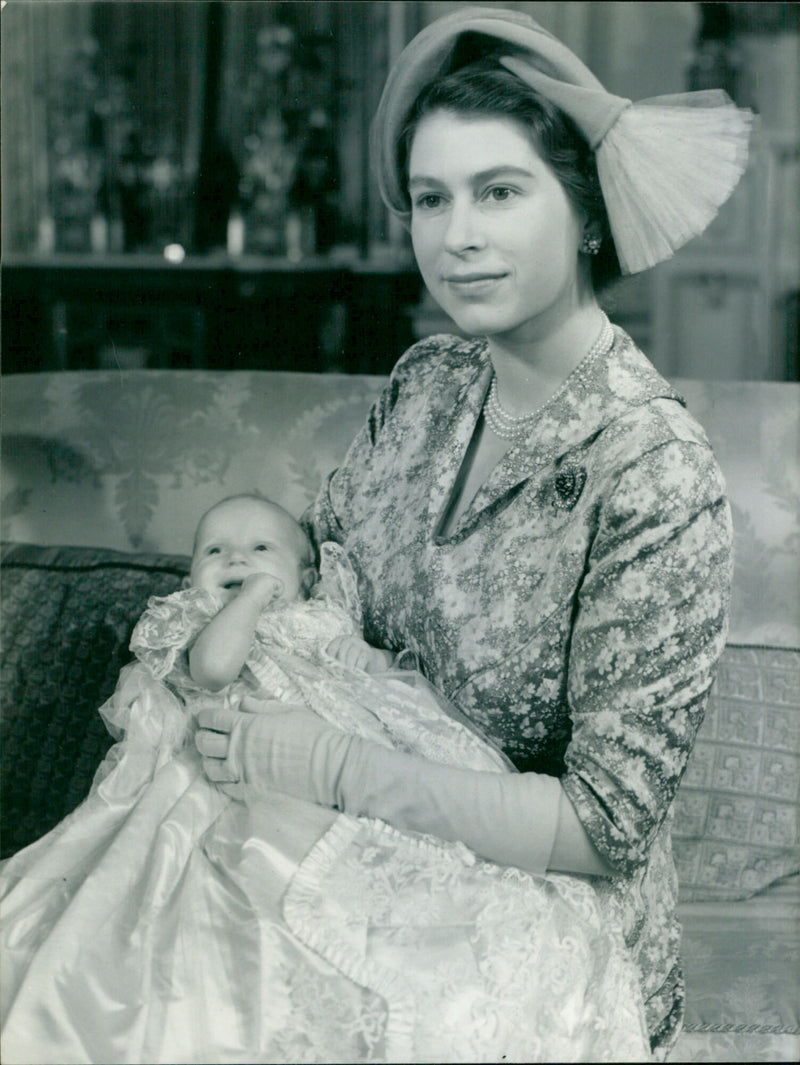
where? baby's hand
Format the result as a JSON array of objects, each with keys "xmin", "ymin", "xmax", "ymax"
[
  {"xmin": 327, "ymin": 635, "xmax": 394, "ymax": 674},
  {"xmin": 239, "ymin": 572, "xmax": 283, "ymax": 608}
]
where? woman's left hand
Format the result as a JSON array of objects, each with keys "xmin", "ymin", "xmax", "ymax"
[{"xmin": 194, "ymin": 697, "xmax": 353, "ymax": 806}]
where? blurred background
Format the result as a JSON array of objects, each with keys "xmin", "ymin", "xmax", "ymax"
[{"xmin": 2, "ymin": 0, "xmax": 798, "ymax": 378}]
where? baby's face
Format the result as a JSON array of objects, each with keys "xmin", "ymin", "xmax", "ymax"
[{"xmin": 190, "ymin": 499, "xmax": 312, "ymax": 606}]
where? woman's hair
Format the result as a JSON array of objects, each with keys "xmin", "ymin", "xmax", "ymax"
[{"xmin": 399, "ymin": 57, "xmax": 622, "ymax": 291}]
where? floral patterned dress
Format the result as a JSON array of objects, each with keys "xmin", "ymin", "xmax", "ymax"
[{"xmin": 304, "ymin": 326, "xmax": 733, "ymax": 1057}]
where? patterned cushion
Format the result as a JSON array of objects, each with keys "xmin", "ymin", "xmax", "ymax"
[
  {"xmin": 672, "ymin": 644, "xmax": 800, "ymax": 902},
  {"xmin": 0, "ymin": 542, "xmax": 189, "ymax": 858}
]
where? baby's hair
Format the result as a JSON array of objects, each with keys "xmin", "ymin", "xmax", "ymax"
[{"xmin": 193, "ymin": 493, "xmax": 314, "ymax": 567}]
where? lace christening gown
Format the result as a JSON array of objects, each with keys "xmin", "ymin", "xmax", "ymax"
[{"xmin": 1, "ymin": 544, "xmax": 650, "ymax": 1064}]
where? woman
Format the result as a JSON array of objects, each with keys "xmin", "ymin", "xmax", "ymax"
[{"xmin": 197, "ymin": 6, "xmax": 750, "ymax": 1059}]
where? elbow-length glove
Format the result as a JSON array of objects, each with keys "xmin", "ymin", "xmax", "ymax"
[{"xmin": 196, "ymin": 703, "xmax": 561, "ymax": 874}]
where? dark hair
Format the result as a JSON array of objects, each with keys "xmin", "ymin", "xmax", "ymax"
[{"xmin": 399, "ymin": 57, "xmax": 622, "ymax": 291}]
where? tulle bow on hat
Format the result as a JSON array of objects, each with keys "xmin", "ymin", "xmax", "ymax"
[{"xmin": 372, "ymin": 5, "xmax": 752, "ymax": 275}]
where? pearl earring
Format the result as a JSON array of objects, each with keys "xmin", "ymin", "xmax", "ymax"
[{"xmin": 581, "ymin": 233, "xmax": 602, "ymax": 255}]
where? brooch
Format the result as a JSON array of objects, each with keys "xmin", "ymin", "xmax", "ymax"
[{"xmin": 553, "ymin": 464, "xmax": 587, "ymax": 510}]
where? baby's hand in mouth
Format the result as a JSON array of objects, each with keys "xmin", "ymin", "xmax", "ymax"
[{"xmin": 238, "ymin": 572, "xmax": 283, "ymax": 608}]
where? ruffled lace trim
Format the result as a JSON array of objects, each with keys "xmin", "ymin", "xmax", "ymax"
[
  {"xmin": 284, "ymin": 815, "xmax": 653, "ymax": 1062},
  {"xmin": 129, "ymin": 586, "xmax": 220, "ymax": 683},
  {"xmin": 284, "ymin": 816, "xmax": 418, "ymax": 1062},
  {"xmin": 311, "ymin": 541, "xmax": 364, "ymax": 626}
]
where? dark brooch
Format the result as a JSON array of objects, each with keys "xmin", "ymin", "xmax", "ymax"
[{"xmin": 553, "ymin": 464, "xmax": 587, "ymax": 510}]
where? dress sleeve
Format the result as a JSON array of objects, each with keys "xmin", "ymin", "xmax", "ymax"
[
  {"xmin": 129, "ymin": 587, "xmax": 221, "ymax": 685},
  {"xmin": 311, "ymin": 541, "xmax": 364, "ymax": 628},
  {"xmin": 302, "ymin": 338, "xmax": 439, "ymax": 549},
  {"xmin": 302, "ymin": 400, "xmax": 387, "ymax": 548},
  {"xmin": 561, "ymin": 438, "xmax": 733, "ymax": 876}
]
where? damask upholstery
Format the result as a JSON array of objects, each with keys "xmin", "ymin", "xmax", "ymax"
[
  {"xmin": 2, "ymin": 368, "xmax": 798, "ymax": 1062},
  {"xmin": 677, "ymin": 873, "xmax": 799, "ymax": 1063},
  {"xmin": 1, "ymin": 371, "xmax": 385, "ymax": 557}
]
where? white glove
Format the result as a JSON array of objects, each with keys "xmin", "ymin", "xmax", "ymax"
[
  {"xmin": 336, "ymin": 738, "xmax": 561, "ymax": 874},
  {"xmin": 196, "ymin": 699, "xmax": 560, "ymax": 874},
  {"xmin": 196, "ymin": 701, "xmax": 354, "ymax": 808}
]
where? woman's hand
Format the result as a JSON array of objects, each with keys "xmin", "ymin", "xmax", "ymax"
[
  {"xmin": 327, "ymin": 635, "xmax": 395, "ymax": 674},
  {"xmin": 194, "ymin": 697, "xmax": 354, "ymax": 806}
]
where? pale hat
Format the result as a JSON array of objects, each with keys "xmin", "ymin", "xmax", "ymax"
[{"xmin": 371, "ymin": 5, "xmax": 752, "ymax": 274}]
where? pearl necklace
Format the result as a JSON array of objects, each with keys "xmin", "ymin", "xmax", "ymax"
[{"xmin": 483, "ymin": 313, "xmax": 614, "ymax": 445}]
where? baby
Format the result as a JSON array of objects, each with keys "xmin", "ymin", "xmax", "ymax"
[
  {"xmin": 186, "ymin": 493, "xmax": 395, "ymax": 692},
  {"xmin": 130, "ymin": 492, "xmax": 468, "ymax": 757},
  {"xmin": 1, "ymin": 494, "xmax": 649, "ymax": 1065}
]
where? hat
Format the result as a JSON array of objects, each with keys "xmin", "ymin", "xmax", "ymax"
[{"xmin": 371, "ymin": 5, "xmax": 752, "ymax": 274}]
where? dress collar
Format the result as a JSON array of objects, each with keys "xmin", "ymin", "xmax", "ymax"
[{"xmin": 433, "ymin": 326, "xmax": 685, "ymax": 541}]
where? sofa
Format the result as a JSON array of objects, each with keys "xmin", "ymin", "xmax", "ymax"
[{"xmin": 2, "ymin": 367, "xmax": 798, "ymax": 1063}]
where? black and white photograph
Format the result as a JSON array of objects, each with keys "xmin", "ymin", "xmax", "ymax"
[{"xmin": 1, "ymin": 2, "xmax": 798, "ymax": 1063}]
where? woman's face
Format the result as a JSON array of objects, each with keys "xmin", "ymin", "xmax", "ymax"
[{"xmin": 408, "ymin": 110, "xmax": 588, "ymax": 343}]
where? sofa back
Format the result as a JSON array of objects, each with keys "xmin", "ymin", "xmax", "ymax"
[{"xmin": 3, "ymin": 369, "xmax": 798, "ymax": 647}]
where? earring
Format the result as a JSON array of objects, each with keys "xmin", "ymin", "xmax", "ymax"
[{"xmin": 581, "ymin": 233, "xmax": 602, "ymax": 255}]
